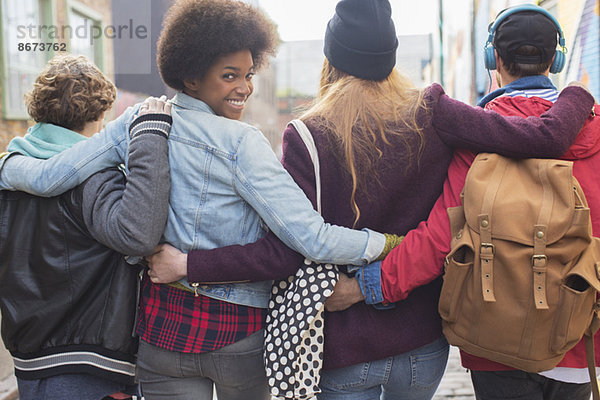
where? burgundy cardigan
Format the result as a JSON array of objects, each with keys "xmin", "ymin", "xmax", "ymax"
[{"xmin": 185, "ymin": 84, "xmax": 593, "ymax": 370}]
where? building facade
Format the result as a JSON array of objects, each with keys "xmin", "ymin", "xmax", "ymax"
[
  {"xmin": 442, "ymin": 0, "xmax": 600, "ymax": 103},
  {"xmin": 549, "ymin": 0, "xmax": 600, "ymax": 99},
  {"xmin": 0, "ymin": 0, "xmax": 115, "ymax": 150},
  {"xmin": 0, "ymin": 0, "xmax": 280, "ymax": 152}
]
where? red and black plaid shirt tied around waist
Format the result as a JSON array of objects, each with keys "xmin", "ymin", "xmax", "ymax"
[{"xmin": 136, "ymin": 277, "xmax": 266, "ymax": 353}]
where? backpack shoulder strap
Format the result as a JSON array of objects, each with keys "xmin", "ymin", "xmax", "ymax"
[{"xmin": 288, "ymin": 119, "xmax": 321, "ymax": 215}]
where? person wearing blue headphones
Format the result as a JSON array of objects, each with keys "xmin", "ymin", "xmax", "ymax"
[
  {"xmin": 324, "ymin": 4, "xmax": 600, "ymax": 400},
  {"xmin": 464, "ymin": 6, "xmax": 600, "ymax": 399}
]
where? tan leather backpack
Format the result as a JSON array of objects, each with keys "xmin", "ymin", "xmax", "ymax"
[{"xmin": 440, "ymin": 153, "xmax": 600, "ymax": 376}]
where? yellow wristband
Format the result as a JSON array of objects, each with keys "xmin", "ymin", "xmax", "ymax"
[{"xmin": 376, "ymin": 233, "xmax": 405, "ymax": 260}]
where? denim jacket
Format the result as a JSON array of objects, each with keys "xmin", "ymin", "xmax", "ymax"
[{"xmin": 0, "ymin": 93, "xmax": 384, "ymax": 308}]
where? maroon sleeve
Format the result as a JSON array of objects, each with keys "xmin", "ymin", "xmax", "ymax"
[
  {"xmin": 429, "ymin": 84, "xmax": 594, "ymax": 158},
  {"xmin": 187, "ymin": 124, "xmax": 316, "ymax": 283}
]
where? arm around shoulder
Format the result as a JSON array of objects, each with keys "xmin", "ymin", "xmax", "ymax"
[
  {"xmin": 0, "ymin": 107, "xmax": 135, "ymax": 195},
  {"xmin": 81, "ymin": 111, "xmax": 172, "ymax": 255},
  {"xmin": 430, "ymin": 84, "xmax": 594, "ymax": 158}
]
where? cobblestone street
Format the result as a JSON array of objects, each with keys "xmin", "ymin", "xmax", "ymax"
[
  {"xmin": 0, "ymin": 374, "xmax": 16, "ymax": 400},
  {"xmin": 433, "ymin": 346, "xmax": 475, "ymax": 400},
  {"xmin": 0, "ymin": 333, "xmax": 16, "ymax": 400}
]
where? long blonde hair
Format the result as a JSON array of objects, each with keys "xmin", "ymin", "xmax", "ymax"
[{"xmin": 301, "ymin": 59, "xmax": 427, "ymax": 226}]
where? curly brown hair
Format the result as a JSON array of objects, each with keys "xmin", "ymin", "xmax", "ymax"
[
  {"xmin": 157, "ymin": 0, "xmax": 279, "ymax": 91},
  {"xmin": 25, "ymin": 54, "xmax": 116, "ymax": 132}
]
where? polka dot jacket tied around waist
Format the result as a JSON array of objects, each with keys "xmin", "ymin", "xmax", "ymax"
[{"xmin": 265, "ymin": 262, "xmax": 339, "ymax": 399}]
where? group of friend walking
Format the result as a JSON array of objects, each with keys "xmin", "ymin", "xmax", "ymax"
[{"xmin": 0, "ymin": 0, "xmax": 598, "ymax": 399}]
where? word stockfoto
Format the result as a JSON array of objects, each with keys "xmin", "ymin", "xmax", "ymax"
[{"xmin": 17, "ymin": 19, "xmax": 148, "ymax": 45}]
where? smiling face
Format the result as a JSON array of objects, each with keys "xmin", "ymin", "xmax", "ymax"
[{"xmin": 183, "ymin": 49, "xmax": 255, "ymax": 120}]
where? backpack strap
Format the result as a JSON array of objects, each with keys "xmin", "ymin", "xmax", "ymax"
[
  {"xmin": 289, "ymin": 119, "xmax": 321, "ymax": 215},
  {"xmin": 478, "ymin": 155, "xmax": 508, "ymax": 303},
  {"xmin": 532, "ymin": 223, "xmax": 549, "ymax": 310},
  {"xmin": 532, "ymin": 160, "xmax": 554, "ymax": 310},
  {"xmin": 585, "ymin": 333, "xmax": 600, "ymax": 400}
]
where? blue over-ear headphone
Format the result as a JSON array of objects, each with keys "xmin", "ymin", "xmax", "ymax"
[{"xmin": 483, "ymin": 4, "xmax": 566, "ymax": 74}]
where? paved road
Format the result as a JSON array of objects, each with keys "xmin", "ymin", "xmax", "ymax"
[
  {"xmin": 0, "ymin": 332, "xmax": 17, "ymax": 400},
  {"xmin": 433, "ymin": 346, "xmax": 475, "ymax": 400}
]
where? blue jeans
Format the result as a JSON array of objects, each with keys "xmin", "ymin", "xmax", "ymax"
[
  {"xmin": 16, "ymin": 373, "xmax": 129, "ymax": 400},
  {"xmin": 318, "ymin": 336, "xmax": 449, "ymax": 400},
  {"xmin": 136, "ymin": 330, "xmax": 269, "ymax": 400}
]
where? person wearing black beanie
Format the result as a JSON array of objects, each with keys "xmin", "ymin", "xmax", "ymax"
[{"xmin": 324, "ymin": 0, "xmax": 398, "ymax": 81}]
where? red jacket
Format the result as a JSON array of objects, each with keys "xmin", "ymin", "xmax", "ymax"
[{"xmin": 380, "ymin": 94, "xmax": 600, "ymax": 370}]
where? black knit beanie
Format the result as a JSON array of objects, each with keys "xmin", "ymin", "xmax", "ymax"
[{"xmin": 324, "ymin": 0, "xmax": 398, "ymax": 81}]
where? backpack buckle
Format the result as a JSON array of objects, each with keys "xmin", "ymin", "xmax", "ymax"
[
  {"xmin": 480, "ymin": 242, "xmax": 495, "ymax": 255},
  {"xmin": 531, "ymin": 254, "xmax": 547, "ymax": 267}
]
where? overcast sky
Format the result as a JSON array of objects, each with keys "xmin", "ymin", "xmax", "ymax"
[{"xmin": 257, "ymin": 0, "xmax": 438, "ymax": 41}]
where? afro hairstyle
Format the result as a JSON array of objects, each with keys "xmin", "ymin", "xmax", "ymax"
[{"xmin": 157, "ymin": 0, "xmax": 279, "ymax": 91}]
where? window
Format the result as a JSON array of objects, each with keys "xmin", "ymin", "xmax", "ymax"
[
  {"xmin": 67, "ymin": 1, "xmax": 103, "ymax": 68},
  {"xmin": 1, "ymin": 0, "xmax": 52, "ymax": 119}
]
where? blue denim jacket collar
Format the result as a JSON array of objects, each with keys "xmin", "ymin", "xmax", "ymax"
[{"xmin": 171, "ymin": 92, "xmax": 216, "ymax": 114}]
